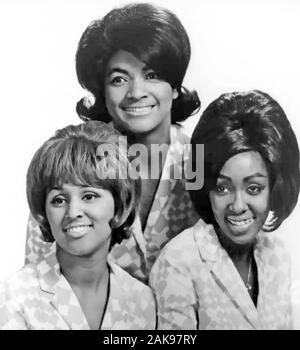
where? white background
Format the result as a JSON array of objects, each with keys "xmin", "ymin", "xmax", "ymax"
[{"xmin": 0, "ymin": 0, "xmax": 300, "ymax": 326}]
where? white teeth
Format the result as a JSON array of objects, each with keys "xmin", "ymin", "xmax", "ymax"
[
  {"xmin": 227, "ymin": 218, "xmax": 254, "ymax": 226},
  {"xmin": 65, "ymin": 225, "xmax": 91, "ymax": 234},
  {"xmin": 124, "ymin": 106, "xmax": 153, "ymax": 114},
  {"xmin": 125, "ymin": 106, "xmax": 152, "ymax": 111}
]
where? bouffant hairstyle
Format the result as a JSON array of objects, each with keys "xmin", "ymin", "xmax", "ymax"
[
  {"xmin": 189, "ymin": 90, "xmax": 300, "ymax": 231},
  {"xmin": 76, "ymin": 2, "xmax": 200, "ymax": 123},
  {"xmin": 27, "ymin": 121, "xmax": 140, "ymax": 248}
]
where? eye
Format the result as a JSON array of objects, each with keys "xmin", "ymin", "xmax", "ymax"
[
  {"xmin": 50, "ymin": 196, "xmax": 66, "ymax": 206},
  {"xmin": 110, "ymin": 75, "xmax": 127, "ymax": 85},
  {"xmin": 146, "ymin": 71, "xmax": 158, "ymax": 80},
  {"xmin": 215, "ymin": 184, "xmax": 230, "ymax": 195},
  {"xmin": 247, "ymin": 185, "xmax": 264, "ymax": 195},
  {"xmin": 82, "ymin": 193, "xmax": 98, "ymax": 201}
]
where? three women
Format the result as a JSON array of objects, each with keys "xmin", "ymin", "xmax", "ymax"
[{"xmin": 2, "ymin": 2, "xmax": 299, "ymax": 330}]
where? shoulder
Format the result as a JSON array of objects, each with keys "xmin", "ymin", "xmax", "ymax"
[
  {"xmin": 256, "ymin": 231, "xmax": 291, "ymax": 269},
  {"xmin": 108, "ymin": 262, "xmax": 156, "ymax": 329},
  {"xmin": 161, "ymin": 225, "xmax": 196, "ymax": 258},
  {"xmin": 150, "ymin": 218, "xmax": 215, "ymax": 273},
  {"xmin": 257, "ymin": 231, "xmax": 290, "ymax": 257},
  {"xmin": 150, "ymin": 220, "xmax": 206, "ymax": 279},
  {"xmin": 159, "ymin": 218, "xmax": 209, "ymax": 260},
  {"xmin": 0, "ymin": 264, "xmax": 39, "ymax": 305},
  {"xmin": 109, "ymin": 262, "xmax": 154, "ymax": 298}
]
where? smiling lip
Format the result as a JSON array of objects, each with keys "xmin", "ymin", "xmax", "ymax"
[
  {"xmin": 122, "ymin": 105, "xmax": 155, "ymax": 116},
  {"xmin": 63, "ymin": 224, "xmax": 92, "ymax": 238},
  {"xmin": 225, "ymin": 217, "xmax": 255, "ymax": 232}
]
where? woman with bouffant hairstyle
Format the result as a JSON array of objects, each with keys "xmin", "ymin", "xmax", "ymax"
[
  {"xmin": 189, "ymin": 90, "xmax": 299, "ymax": 231},
  {"xmin": 27, "ymin": 121, "xmax": 138, "ymax": 247},
  {"xmin": 150, "ymin": 90, "xmax": 299, "ymax": 329},
  {"xmin": 0, "ymin": 121, "xmax": 156, "ymax": 330},
  {"xmin": 75, "ymin": 2, "xmax": 199, "ymax": 124}
]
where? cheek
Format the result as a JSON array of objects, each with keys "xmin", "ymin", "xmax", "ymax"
[
  {"xmin": 105, "ymin": 87, "xmax": 124, "ymax": 106},
  {"xmin": 45, "ymin": 208, "xmax": 64, "ymax": 241},
  {"xmin": 154, "ymin": 83, "xmax": 174, "ymax": 103},
  {"xmin": 104, "ymin": 91, "xmax": 116, "ymax": 111},
  {"xmin": 209, "ymin": 194, "xmax": 227, "ymax": 219},
  {"xmin": 92, "ymin": 201, "xmax": 115, "ymax": 223},
  {"xmin": 161, "ymin": 89, "xmax": 175, "ymax": 107},
  {"xmin": 253, "ymin": 194, "xmax": 270, "ymax": 215},
  {"xmin": 45, "ymin": 207, "xmax": 59, "ymax": 228}
]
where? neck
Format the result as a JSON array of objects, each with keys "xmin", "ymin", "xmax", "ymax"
[
  {"xmin": 56, "ymin": 245, "xmax": 109, "ymax": 290},
  {"xmin": 117, "ymin": 119, "xmax": 171, "ymax": 180},
  {"xmin": 216, "ymin": 228, "xmax": 254, "ymax": 264},
  {"xmin": 131, "ymin": 128, "xmax": 170, "ymax": 147}
]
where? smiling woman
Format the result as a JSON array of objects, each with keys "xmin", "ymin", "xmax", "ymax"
[
  {"xmin": 0, "ymin": 121, "xmax": 156, "ymax": 330},
  {"xmin": 150, "ymin": 90, "xmax": 300, "ymax": 330},
  {"xmin": 45, "ymin": 184, "xmax": 115, "ymax": 257},
  {"xmin": 104, "ymin": 50, "xmax": 178, "ymax": 135},
  {"xmin": 209, "ymin": 151, "xmax": 270, "ymax": 248}
]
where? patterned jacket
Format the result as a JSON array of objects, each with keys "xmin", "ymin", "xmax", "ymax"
[
  {"xmin": 0, "ymin": 244, "xmax": 156, "ymax": 330},
  {"xmin": 149, "ymin": 219, "xmax": 293, "ymax": 330},
  {"xmin": 25, "ymin": 125, "xmax": 199, "ymax": 283}
]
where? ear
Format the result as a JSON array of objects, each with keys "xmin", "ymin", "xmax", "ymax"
[{"xmin": 172, "ymin": 88, "xmax": 179, "ymax": 100}]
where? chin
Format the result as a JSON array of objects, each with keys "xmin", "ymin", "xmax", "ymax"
[
  {"xmin": 228, "ymin": 229, "xmax": 258, "ymax": 246},
  {"xmin": 129, "ymin": 124, "xmax": 158, "ymax": 135}
]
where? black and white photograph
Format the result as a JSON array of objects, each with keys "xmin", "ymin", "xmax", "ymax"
[{"xmin": 0, "ymin": 0, "xmax": 299, "ymax": 331}]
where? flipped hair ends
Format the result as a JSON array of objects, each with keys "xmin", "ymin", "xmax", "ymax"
[
  {"xmin": 26, "ymin": 121, "xmax": 140, "ymax": 247},
  {"xmin": 75, "ymin": 2, "xmax": 200, "ymax": 124},
  {"xmin": 189, "ymin": 90, "xmax": 300, "ymax": 232}
]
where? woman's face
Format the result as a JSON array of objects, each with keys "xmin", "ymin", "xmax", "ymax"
[
  {"xmin": 104, "ymin": 50, "xmax": 178, "ymax": 135},
  {"xmin": 209, "ymin": 151, "xmax": 270, "ymax": 246},
  {"xmin": 45, "ymin": 183, "xmax": 115, "ymax": 257}
]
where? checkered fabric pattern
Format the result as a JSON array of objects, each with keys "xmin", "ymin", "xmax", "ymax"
[
  {"xmin": 149, "ymin": 218, "xmax": 293, "ymax": 330},
  {"xmin": 0, "ymin": 245, "xmax": 156, "ymax": 330}
]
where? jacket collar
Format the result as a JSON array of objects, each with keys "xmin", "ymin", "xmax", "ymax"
[
  {"xmin": 37, "ymin": 246, "xmax": 134, "ymax": 330},
  {"xmin": 143, "ymin": 125, "xmax": 189, "ymax": 230},
  {"xmin": 37, "ymin": 244, "xmax": 90, "ymax": 329},
  {"xmin": 101, "ymin": 262, "xmax": 134, "ymax": 330},
  {"xmin": 192, "ymin": 219, "xmax": 270, "ymax": 329}
]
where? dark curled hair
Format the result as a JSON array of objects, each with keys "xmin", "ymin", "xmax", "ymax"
[
  {"xmin": 189, "ymin": 90, "xmax": 300, "ymax": 231},
  {"xmin": 26, "ymin": 121, "xmax": 140, "ymax": 249},
  {"xmin": 76, "ymin": 2, "xmax": 200, "ymax": 124}
]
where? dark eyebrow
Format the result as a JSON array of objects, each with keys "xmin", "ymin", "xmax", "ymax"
[
  {"xmin": 218, "ymin": 172, "xmax": 268, "ymax": 183},
  {"xmin": 49, "ymin": 186, "xmax": 62, "ymax": 191},
  {"xmin": 106, "ymin": 65, "xmax": 152, "ymax": 77},
  {"xmin": 106, "ymin": 68, "xmax": 129, "ymax": 76},
  {"xmin": 243, "ymin": 173, "xmax": 268, "ymax": 182}
]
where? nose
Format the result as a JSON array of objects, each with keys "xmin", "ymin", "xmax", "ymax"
[
  {"xmin": 126, "ymin": 78, "xmax": 147, "ymax": 99},
  {"xmin": 65, "ymin": 199, "xmax": 83, "ymax": 219},
  {"xmin": 229, "ymin": 191, "xmax": 247, "ymax": 214}
]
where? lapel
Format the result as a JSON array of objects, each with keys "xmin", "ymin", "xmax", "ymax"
[
  {"xmin": 101, "ymin": 263, "xmax": 129, "ymax": 330},
  {"xmin": 253, "ymin": 231, "xmax": 291, "ymax": 328},
  {"xmin": 37, "ymin": 244, "xmax": 90, "ymax": 330},
  {"xmin": 193, "ymin": 220, "xmax": 262, "ymax": 329},
  {"xmin": 129, "ymin": 215, "xmax": 146, "ymax": 254},
  {"xmin": 143, "ymin": 125, "xmax": 187, "ymax": 234}
]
